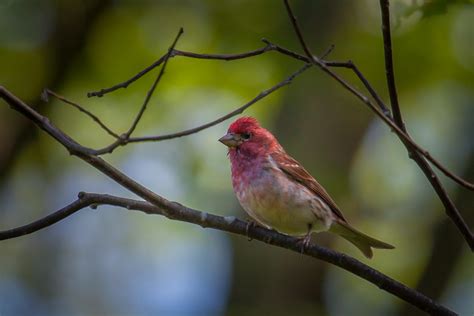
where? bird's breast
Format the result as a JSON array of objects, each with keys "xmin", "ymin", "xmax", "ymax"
[{"xmin": 231, "ymin": 157, "xmax": 332, "ymax": 236}]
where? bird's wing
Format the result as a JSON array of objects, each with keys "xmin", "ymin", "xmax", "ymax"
[{"xmin": 270, "ymin": 151, "xmax": 347, "ymax": 222}]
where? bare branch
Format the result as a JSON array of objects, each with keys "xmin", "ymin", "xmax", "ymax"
[
  {"xmin": 125, "ymin": 63, "xmax": 311, "ymax": 143},
  {"xmin": 0, "ymin": 194, "xmax": 94, "ymax": 240},
  {"xmin": 282, "ymin": 0, "xmax": 473, "ymax": 248},
  {"xmin": 125, "ymin": 28, "xmax": 184, "ymax": 139},
  {"xmin": 379, "ymin": 0, "xmax": 405, "ymax": 130},
  {"xmin": 87, "ymin": 43, "xmax": 275, "ymax": 98},
  {"xmin": 270, "ymin": 41, "xmax": 469, "ymax": 198},
  {"xmin": 80, "ymin": 28, "xmax": 187, "ymax": 155},
  {"xmin": 261, "ymin": 39, "xmax": 393, "ymax": 116},
  {"xmin": 378, "ymin": 0, "xmax": 473, "ymax": 249},
  {"xmin": 43, "ymin": 89, "xmax": 120, "ymax": 139},
  {"xmin": 87, "ymin": 54, "xmax": 167, "ymax": 98},
  {"xmin": 171, "ymin": 46, "xmax": 273, "ymax": 60},
  {"xmin": 0, "ymin": 191, "xmax": 456, "ymax": 316},
  {"xmin": 426, "ymin": 156, "xmax": 474, "ymax": 191},
  {"xmin": 319, "ymin": 44, "xmax": 335, "ymax": 60},
  {"xmin": 282, "ymin": 0, "xmax": 321, "ymax": 63}
]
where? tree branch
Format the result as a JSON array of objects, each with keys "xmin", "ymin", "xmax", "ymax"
[
  {"xmin": 87, "ymin": 43, "xmax": 276, "ymax": 98},
  {"xmin": 378, "ymin": 0, "xmax": 474, "ymax": 249},
  {"xmin": 261, "ymin": 39, "xmax": 393, "ymax": 117},
  {"xmin": 43, "ymin": 89, "xmax": 120, "ymax": 139},
  {"xmin": 0, "ymin": 193, "xmax": 95, "ymax": 240},
  {"xmin": 0, "ymin": 190, "xmax": 456, "ymax": 316},
  {"xmin": 122, "ymin": 63, "xmax": 311, "ymax": 144},
  {"xmin": 124, "ymin": 28, "xmax": 184, "ymax": 139},
  {"xmin": 282, "ymin": 0, "xmax": 473, "ymax": 249},
  {"xmin": 379, "ymin": 0, "xmax": 404, "ymax": 129}
]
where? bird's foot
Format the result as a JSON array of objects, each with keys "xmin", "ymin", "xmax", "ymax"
[
  {"xmin": 246, "ymin": 220, "xmax": 257, "ymax": 241},
  {"xmin": 298, "ymin": 234, "xmax": 312, "ymax": 254},
  {"xmin": 298, "ymin": 225, "xmax": 313, "ymax": 253}
]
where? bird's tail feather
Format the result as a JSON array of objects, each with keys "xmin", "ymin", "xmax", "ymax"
[{"xmin": 329, "ymin": 221, "xmax": 395, "ymax": 259}]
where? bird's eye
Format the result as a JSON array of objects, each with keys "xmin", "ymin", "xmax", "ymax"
[{"xmin": 241, "ymin": 132, "xmax": 251, "ymax": 140}]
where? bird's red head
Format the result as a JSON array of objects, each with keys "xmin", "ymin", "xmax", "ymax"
[
  {"xmin": 228, "ymin": 116, "xmax": 260, "ymax": 135},
  {"xmin": 219, "ymin": 117, "xmax": 281, "ymax": 157}
]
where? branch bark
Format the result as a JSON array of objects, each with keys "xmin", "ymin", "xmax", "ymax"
[{"xmin": 378, "ymin": 0, "xmax": 473, "ymax": 250}]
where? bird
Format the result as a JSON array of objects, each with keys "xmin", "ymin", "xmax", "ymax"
[{"xmin": 219, "ymin": 116, "xmax": 394, "ymax": 258}]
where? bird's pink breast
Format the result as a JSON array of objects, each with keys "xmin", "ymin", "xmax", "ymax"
[{"xmin": 229, "ymin": 151, "xmax": 332, "ymax": 235}]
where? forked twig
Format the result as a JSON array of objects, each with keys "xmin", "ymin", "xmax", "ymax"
[
  {"xmin": 42, "ymin": 89, "xmax": 120, "ymax": 139},
  {"xmin": 125, "ymin": 28, "xmax": 184, "ymax": 139},
  {"xmin": 124, "ymin": 63, "xmax": 312, "ymax": 143},
  {"xmin": 87, "ymin": 43, "xmax": 275, "ymax": 98}
]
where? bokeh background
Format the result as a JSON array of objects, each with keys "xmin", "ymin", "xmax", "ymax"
[{"xmin": 1, "ymin": 0, "xmax": 473, "ymax": 315}]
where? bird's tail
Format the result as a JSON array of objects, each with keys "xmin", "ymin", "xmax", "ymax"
[{"xmin": 329, "ymin": 221, "xmax": 395, "ymax": 259}]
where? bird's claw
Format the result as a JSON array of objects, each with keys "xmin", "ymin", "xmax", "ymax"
[
  {"xmin": 246, "ymin": 220, "xmax": 256, "ymax": 241},
  {"xmin": 298, "ymin": 234, "xmax": 312, "ymax": 254}
]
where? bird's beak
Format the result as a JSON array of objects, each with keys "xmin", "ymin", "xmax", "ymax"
[{"xmin": 219, "ymin": 132, "xmax": 239, "ymax": 147}]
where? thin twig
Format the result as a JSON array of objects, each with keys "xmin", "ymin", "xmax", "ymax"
[
  {"xmin": 125, "ymin": 28, "xmax": 184, "ymax": 139},
  {"xmin": 332, "ymin": 60, "xmax": 392, "ymax": 117},
  {"xmin": 426, "ymin": 156, "xmax": 474, "ymax": 191},
  {"xmin": 87, "ymin": 43, "xmax": 275, "ymax": 98},
  {"xmin": 84, "ymin": 28, "xmax": 186, "ymax": 155},
  {"xmin": 261, "ymin": 39, "xmax": 393, "ymax": 117},
  {"xmin": 171, "ymin": 46, "xmax": 273, "ymax": 60},
  {"xmin": 87, "ymin": 54, "xmax": 168, "ymax": 98},
  {"xmin": 282, "ymin": 0, "xmax": 319, "ymax": 63},
  {"xmin": 42, "ymin": 89, "xmax": 120, "ymax": 139},
  {"xmin": 126, "ymin": 63, "xmax": 312, "ymax": 143},
  {"xmin": 320, "ymin": 44, "xmax": 335, "ymax": 59},
  {"xmin": 378, "ymin": 0, "xmax": 473, "ymax": 249},
  {"xmin": 0, "ymin": 195, "xmax": 94, "ymax": 240},
  {"xmin": 379, "ymin": 0, "xmax": 405, "ymax": 130}
]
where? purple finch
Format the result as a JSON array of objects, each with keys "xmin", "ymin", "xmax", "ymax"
[{"xmin": 219, "ymin": 117, "xmax": 394, "ymax": 258}]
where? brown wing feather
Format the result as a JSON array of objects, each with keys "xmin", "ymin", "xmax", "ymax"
[{"xmin": 271, "ymin": 151, "xmax": 347, "ymax": 222}]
